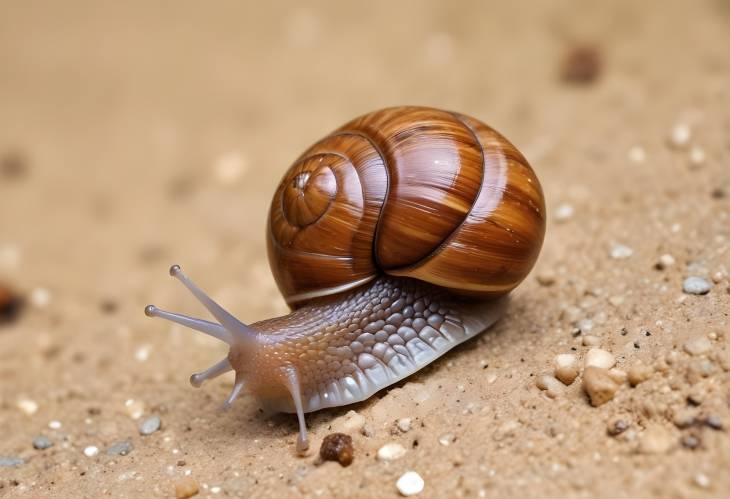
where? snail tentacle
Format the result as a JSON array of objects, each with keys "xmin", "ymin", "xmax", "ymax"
[
  {"xmin": 222, "ymin": 372, "xmax": 245, "ymax": 410},
  {"xmin": 144, "ymin": 304, "xmax": 232, "ymax": 344},
  {"xmin": 282, "ymin": 366, "xmax": 309, "ymax": 454},
  {"xmin": 190, "ymin": 358, "xmax": 232, "ymax": 388}
]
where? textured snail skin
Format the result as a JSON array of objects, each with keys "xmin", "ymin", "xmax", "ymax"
[{"xmin": 145, "ymin": 106, "xmax": 545, "ymax": 454}]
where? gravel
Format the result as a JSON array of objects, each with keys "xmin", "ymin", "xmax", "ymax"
[
  {"xmin": 396, "ymin": 418, "xmax": 412, "ymax": 433},
  {"xmin": 139, "ymin": 416, "xmax": 161, "ymax": 436},
  {"xmin": 655, "ymin": 254, "xmax": 675, "ymax": 270},
  {"xmin": 582, "ymin": 366, "xmax": 619, "ymax": 406},
  {"xmin": 32, "ymin": 435, "xmax": 53, "ymax": 450},
  {"xmin": 553, "ymin": 353, "xmax": 578, "ymax": 385},
  {"xmin": 585, "ymin": 348, "xmax": 616, "ymax": 369},
  {"xmin": 682, "ymin": 277, "xmax": 712, "ymax": 295},
  {"xmin": 0, "ymin": 456, "xmax": 24, "ymax": 467},
  {"xmin": 396, "ymin": 471, "xmax": 425, "ymax": 496},
  {"xmin": 627, "ymin": 362, "xmax": 653, "ymax": 386},
  {"xmin": 175, "ymin": 477, "xmax": 200, "ymax": 499},
  {"xmin": 377, "ymin": 442, "xmax": 407, "ymax": 461}
]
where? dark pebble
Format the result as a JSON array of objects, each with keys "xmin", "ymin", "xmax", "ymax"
[
  {"xmin": 319, "ymin": 433, "xmax": 354, "ymax": 467},
  {"xmin": 0, "ymin": 283, "xmax": 24, "ymax": 325},
  {"xmin": 607, "ymin": 418, "xmax": 629, "ymax": 436},
  {"xmin": 561, "ymin": 45, "xmax": 602, "ymax": 84},
  {"xmin": 106, "ymin": 441, "xmax": 134, "ymax": 456},
  {"xmin": 32, "ymin": 436, "xmax": 53, "ymax": 450}
]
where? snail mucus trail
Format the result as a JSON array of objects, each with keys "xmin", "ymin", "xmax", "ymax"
[{"xmin": 145, "ymin": 106, "xmax": 546, "ymax": 454}]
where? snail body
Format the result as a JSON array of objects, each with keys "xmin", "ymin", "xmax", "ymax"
[{"xmin": 145, "ymin": 106, "xmax": 545, "ymax": 453}]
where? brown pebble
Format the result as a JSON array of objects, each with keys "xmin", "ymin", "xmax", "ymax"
[
  {"xmin": 174, "ymin": 477, "xmax": 199, "ymax": 499},
  {"xmin": 0, "ymin": 283, "xmax": 24, "ymax": 325},
  {"xmin": 319, "ymin": 433, "xmax": 354, "ymax": 467},
  {"xmin": 0, "ymin": 150, "xmax": 28, "ymax": 180},
  {"xmin": 627, "ymin": 362, "xmax": 653, "ymax": 387},
  {"xmin": 561, "ymin": 44, "xmax": 602, "ymax": 83},
  {"xmin": 582, "ymin": 366, "xmax": 619, "ymax": 406}
]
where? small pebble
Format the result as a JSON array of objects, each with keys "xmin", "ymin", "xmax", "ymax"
[
  {"xmin": 627, "ymin": 145, "xmax": 646, "ymax": 164},
  {"xmin": 638, "ymin": 426, "xmax": 674, "ymax": 454},
  {"xmin": 607, "ymin": 417, "xmax": 629, "ymax": 436},
  {"xmin": 438, "ymin": 433, "xmax": 456, "ymax": 446},
  {"xmin": 32, "ymin": 435, "xmax": 53, "ymax": 450},
  {"xmin": 175, "ymin": 477, "xmax": 200, "ymax": 499},
  {"xmin": 607, "ymin": 368, "xmax": 627, "ymax": 384},
  {"xmin": 0, "ymin": 456, "xmax": 24, "ymax": 467},
  {"xmin": 319, "ymin": 433, "xmax": 354, "ymax": 467},
  {"xmin": 582, "ymin": 335, "xmax": 601, "ymax": 347},
  {"xmin": 554, "ymin": 203, "xmax": 574, "ymax": 222},
  {"xmin": 585, "ymin": 348, "xmax": 616, "ymax": 369},
  {"xmin": 668, "ymin": 123, "xmax": 691, "ymax": 149},
  {"xmin": 396, "ymin": 418, "xmax": 412, "ymax": 433},
  {"xmin": 377, "ymin": 442, "xmax": 407, "ymax": 461},
  {"xmin": 139, "ymin": 416, "xmax": 161, "ymax": 436},
  {"xmin": 582, "ymin": 366, "xmax": 619, "ymax": 406},
  {"xmin": 30, "ymin": 287, "xmax": 51, "ymax": 308},
  {"xmin": 124, "ymin": 399, "xmax": 145, "ymax": 419},
  {"xmin": 338, "ymin": 410, "xmax": 366, "ymax": 434},
  {"xmin": 561, "ymin": 44, "xmax": 601, "ymax": 84},
  {"xmin": 703, "ymin": 415, "xmax": 723, "ymax": 431},
  {"xmin": 84, "ymin": 446, "xmax": 99, "ymax": 457},
  {"xmin": 627, "ymin": 363, "xmax": 653, "ymax": 386},
  {"xmin": 554, "ymin": 353, "xmax": 579, "ymax": 385},
  {"xmin": 682, "ymin": 277, "xmax": 712, "ymax": 295},
  {"xmin": 693, "ymin": 473, "xmax": 710, "ymax": 489},
  {"xmin": 0, "ymin": 283, "xmax": 24, "ymax": 324},
  {"xmin": 107, "ymin": 441, "xmax": 134, "ymax": 456},
  {"xmin": 16, "ymin": 397, "xmax": 38, "ymax": 416},
  {"xmin": 683, "ymin": 337, "xmax": 712, "ymax": 356},
  {"xmin": 536, "ymin": 374, "xmax": 565, "ymax": 398},
  {"xmin": 536, "ymin": 270, "xmax": 557, "ymax": 286},
  {"xmin": 48, "ymin": 420, "xmax": 62, "ymax": 430},
  {"xmin": 688, "ymin": 146, "xmax": 706, "ymax": 168},
  {"xmin": 680, "ymin": 434, "xmax": 700, "ymax": 449},
  {"xmin": 655, "ymin": 254, "xmax": 675, "ymax": 270},
  {"xmin": 610, "ymin": 244, "xmax": 633, "ymax": 260},
  {"xmin": 672, "ymin": 408, "xmax": 696, "ymax": 429},
  {"xmin": 396, "ymin": 471, "xmax": 425, "ymax": 496}
]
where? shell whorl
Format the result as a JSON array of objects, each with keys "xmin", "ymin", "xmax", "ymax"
[{"xmin": 267, "ymin": 106, "xmax": 546, "ymax": 308}]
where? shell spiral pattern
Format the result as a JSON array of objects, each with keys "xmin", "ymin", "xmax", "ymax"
[{"xmin": 268, "ymin": 106, "xmax": 546, "ymax": 308}]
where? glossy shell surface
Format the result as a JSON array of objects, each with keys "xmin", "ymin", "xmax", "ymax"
[{"xmin": 267, "ymin": 106, "xmax": 546, "ymax": 307}]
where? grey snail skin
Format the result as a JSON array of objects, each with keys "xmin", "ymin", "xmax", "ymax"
[{"xmin": 145, "ymin": 106, "xmax": 546, "ymax": 454}]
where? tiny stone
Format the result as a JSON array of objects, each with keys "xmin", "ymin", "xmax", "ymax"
[
  {"xmin": 703, "ymin": 415, "xmax": 723, "ymax": 431},
  {"xmin": 683, "ymin": 337, "xmax": 712, "ymax": 356},
  {"xmin": 693, "ymin": 473, "xmax": 710, "ymax": 489},
  {"xmin": 561, "ymin": 44, "xmax": 601, "ymax": 84},
  {"xmin": 536, "ymin": 374, "xmax": 565, "ymax": 398},
  {"xmin": 682, "ymin": 277, "xmax": 712, "ymax": 295},
  {"xmin": 536, "ymin": 270, "xmax": 557, "ymax": 286},
  {"xmin": 124, "ymin": 399, "xmax": 145, "ymax": 419},
  {"xmin": 30, "ymin": 287, "xmax": 51, "ymax": 308},
  {"xmin": 585, "ymin": 348, "xmax": 616, "ymax": 369},
  {"xmin": 577, "ymin": 319, "xmax": 594, "ymax": 332},
  {"xmin": 84, "ymin": 446, "xmax": 99, "ymax": 457},
  {"xmin": 681, "ymin": 434, "xmax": 700, "ymax": 449},
  {"xmin": 396, "ymin": 471, "xmax": 425, "ymax": 496},
  {"xmin": 554, "ymin": 203, "xmax": 574, "ymax": 222},
  {"xmin": 610, "ymin": 244, "xmax": 633, "ymax": 260},
  {"xmin": 107, "ymin": 441, "xmax": 134, "ymax": 456},
  {"xmin": 0, "ymin": 456, "xmax": 24, "ymax": 467},
  {"xmin": 377, "ymin": 442, "xmax": 407, "ymax": 461},
  {"xmin": 175, "ymin": 476, "xmax": 200, "ymax": 499},
  {"xmin": 638, "ymin": 426, "xmax": 674, "ymax": 454},
  {"xmin": 48, "ymin": 420, "xmax": 62, "ymax": 429},
  {"xmin": 16, "ymin": 398, "xmax": 38, "ymax": 416},
  {"xmin": 396, "ymin": 418, "xmax": 412, "ymax": 433},
  {"xmin": 655, "ymin": 254, "xmax": 675, "ymax": 270},
  {"xmin": 139, "ymin": 416, "xmax": 161, "ymax": 436},
  {"xmin": 607, "ymin": 417, "xmax": 629, "ymax": 436},
  {"xmin": 32, "ymin": 435, "xmax": 53, "ymax": 450},
  {"xmin": 687, "ymin": 387, "xmax": 705, "ymax": 406},
  {"xmin": 668, "ymin": 123, "xmax": 691, "ymax": 149},
  {"xmin": 582, "ymin": 335, "xmax": 601, "ymax": 347},
  {"xmin": 582, "ymin": 366, "xmax": 619, "ymax": 406},
  {"xmin": 319, "ymin": 433, "xmax": 354, "ymax": 467},
  {"xmin": 688, "ymin": 146, "xmax": 706, "ymax": 168},
  {"xmin": 338, "ymin": 410, "xmax": 366, "ymax": 434},
  {"xmin": 0, "ymin": 283, "xmax": 24, "ymax": 324},
  {"xmin": 627, "ymin": 145, "xmax": 646, "ymax": 164},
  {"xmin": 672, "ymin": 408, "xmax": 696, "ymax": 429},
  {"xmin": 627, "ymin": 363, "xmax": 653, "ymax": 386},
  {"xmin": 554, "ymin": 354, "xmax": 578, "ymax": 385},
  {"xmin": 438, "ymin": 433, "xmax": 456, "ymax": 446},
  {"xmin": 607, "ymin": 368, "xmax": 627, "ymax": 384}
]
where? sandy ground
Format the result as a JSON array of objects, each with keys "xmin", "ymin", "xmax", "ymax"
[{"xmin": 1, "ymin": 0, "xmax": 730, "ymax": 497}]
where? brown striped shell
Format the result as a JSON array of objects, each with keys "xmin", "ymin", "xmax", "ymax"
[{"xmin": 267, "ymin": 106, "xmax": 546, "ymax": 308}]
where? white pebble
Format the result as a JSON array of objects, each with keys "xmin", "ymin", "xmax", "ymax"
[
  {"xmin": 554, "ymin": 354, "xmax": 578, "ymax": 385},
  {"xmin": 48, "ymin": 420, "xmax": 62, "ymax": 429},
  {"xmin": 656, "ymin": 254, "xmax": 675, "ymax": 269},
  {"xmin": 627, "ymin": 145, "xmax": 646, "ymax": 164},
  {"xmin": 84, "ymin": 445, "xmax": 99, "ymax": 457},
  {"xmin": 210, "ymin": 486, "xmax": 222, "ymax": 494},
  {"xmin": 668, "ymin": 123, "xmax": 691, "ymax": 149},
  {"xmin": 134, "ymin": 344, "xmax": 151, "ymax": 362},
  {"xmin": 694, "ymin": 473, "xmax": 710, "ymax": 489},
  {"xmin": 554, "ymin": 203, "xmax": 574, "ymax": 222},
  {"xmin": 124, "ymin": 399, "xmax": 145, "ymax": 420},
  {"xmin": 682, "ymin": 277, "xmax": 712, "ymax": 295},
  {"xmin": 688, "ymin": 146, "xmax": 706, "ymax": 168},
  {"xmin": 438, "ymin": 433, "xmax": 456, "ymax": 446},
  {"xmin": 16, "ymin": 398, "xmax": 38, "ymax": 416},
  {"xmin": 377, "ymin": 442, "xmax": 407, "ymax": 461},
  {"xmin": 610, "ymin": 244, "xmax": 633, "ymax": 260},
  {"xmin": 30, "ymin": 287, "xmax": 51, "ymax": 308},
  {"xmin": 536, "ymin": 374, "xmax": 565, "ymax": 398},
  {"xmin": 585, "ymin": 348, "xmax": 616, "ymax": 369},
  {"xmin": 338, "ymin": 410, "xmax": 366, "ymax": 433},
  {"xmin": 396, "ymin": 418, "xmax": 412, "ymax": 433},
  {"xmin": 396, "ymin": 471, "xmax": 425, "ymax": 496}
]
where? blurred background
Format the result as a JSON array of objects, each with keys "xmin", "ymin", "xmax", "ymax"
[{"xmin": 1, "ymin": 1, "xmax": 729, "ymax": 497}]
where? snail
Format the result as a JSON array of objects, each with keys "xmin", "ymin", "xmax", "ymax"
[{"xmin": 145, "ymin": 106, "xmax": 545, "ymax": 453}]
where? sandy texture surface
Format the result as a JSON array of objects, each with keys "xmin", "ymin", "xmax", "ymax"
[{"xmin": 1, "ymin": 1, "xmax": 729, "ymax": 497}]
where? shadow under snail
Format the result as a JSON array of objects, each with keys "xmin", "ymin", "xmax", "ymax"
[{"xmin": 145, "ymin": 106, "xmax": 546, "ymax": 453}]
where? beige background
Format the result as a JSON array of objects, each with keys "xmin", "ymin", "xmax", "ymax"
[{"xmin": 1, "ymin": 0, "xmax": 729, "ymax": 497}]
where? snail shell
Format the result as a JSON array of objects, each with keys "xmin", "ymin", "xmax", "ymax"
[
  {"xmin": 268, "ymin": 106, "xmax": 545, "ymax": 307},
  {"xmin": 145, "ymin": 106, "xmax": 545, "ymax": 454}
]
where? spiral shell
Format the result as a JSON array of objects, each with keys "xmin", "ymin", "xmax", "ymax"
[{"xmin": 267, "ymin": 106, "xmax": 545, "ymax": 308}]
